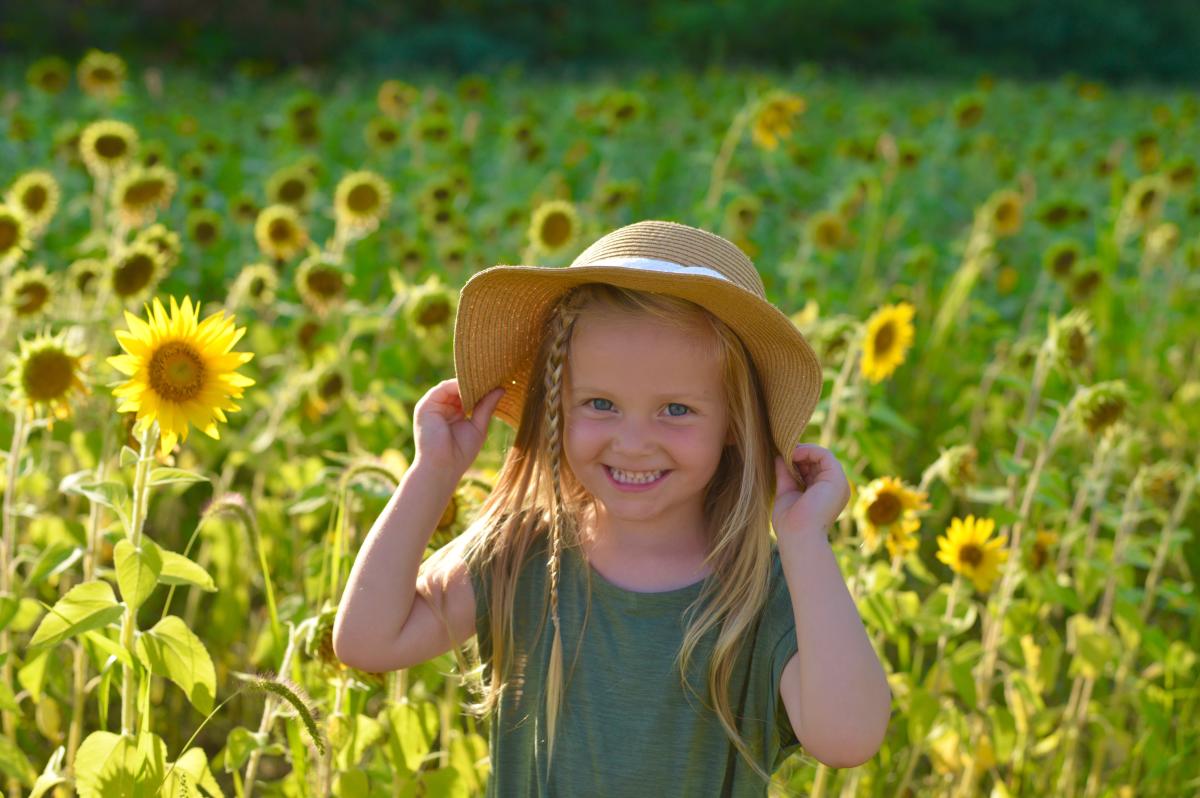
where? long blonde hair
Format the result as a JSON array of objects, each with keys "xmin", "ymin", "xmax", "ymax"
[{"xmin": 425, "ymin": 283, "xmax": 781, "ymax": 784}]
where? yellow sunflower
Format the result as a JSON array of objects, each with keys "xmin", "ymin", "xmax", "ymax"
[
  {"xmin": 7, "ymin": 171, "xmax": 60, "ymax": 235},
  {"xmin": 807, "ymin": 210, "xmax": 850, "ymax": 253},
  {"xmin": 985, "ymin": 189, "xmax": 1024, "ymax": 237},
  {"xmin": 108, "ymin": 243, "xmax": 166, "ymax": 303},
  {"xmin": 1028, "ymin": 530, "xmax": 1058, "ymax": 572},
  {"xmin": 111, "ymin": 165, "xmax": 177, "ymax": 228},
  {"xmin": 377, "ymin": 79, "xmax": 419, "ymax": 120},
  {"xmin": 4, "ymin": 328, "xmax": 90, "ymax": 426},
  {"xmin": 1042, "ymin": 239, "xmax": 1083, "ymax": 281},
  {"xmin": 68, "ymin": 258, "xmax": 104, "ymax": 298},
  {"xmin": 333, "ymin": 170, "xmax": 392, "ymax": 236},
  {"xmin": 266, "ymin": 165, "xmax": 316, "ymax": 212},
  {"xmin": 254, "ymin": 204, "xmax": 309, "ymax": 262},
  {"xmin": 230, "ymin": 262, "xmax": 280, "ymax": 310},
  {"xmin": 106, "ymin": 295, "xmax": 256, "ymax": 457},
  {"xmin": 295, "ymin": 252, "xmax": 352, "ymax": 316},
  {"xmin": 751, "ymin": 90, "xmax": 806, "ymax": 151},
  {"xmin": 133, "ymin": 224, "xmax": 182, "ymax": 270},
  {"xmin": 405, "ymin": 275, "xmax": 457, "ymax": 338},
  {"xmin": 186, "ymin": 209, "xmax": 222, "ymax": 248},
  {"xmin": 860, "ymin": 302, "xmax": 916, "ymax": 384},
  {"xmin": 5, "ymin": 265, "xmax": 57, "ymax": 320},
  {"xmin": 0, "ymin": 203, "xmax": 32, "ymax": 267},
  {"xmin": 851, "ymin": 476, "xmax": 930, "ymax": 557},
  {"xmin": 77, "ymin": 50, "xmax": 126, "ymax": 100},
  {"xmin": 26, "ymin": 56, "xmax": 71, "ymax": 94},
  {"xmin": 1120, "ymin": 174, "xmax": 1169, "ymax": 229},
  {"xmin": 725, "ymin": 194, "xmax": 762, "ymax": 233},
  {"xmin": 528, "ymin": 199, "xmax": 581, "ymax": 256},
  {"xmin": 79, "ymin": 119, "xmax": 139, "ymax": 179},
  {"xmin": 936, "ymin": 515, "xmax": 1008, "ymax": 593},
  {"xmin": 364, "ymin": 117, "xmax": 402, "ymax": 151}
]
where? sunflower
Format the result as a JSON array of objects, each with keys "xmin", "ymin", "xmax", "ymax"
[
  {"xmin": 1047, "ymin": 308, "xmax": 1095, "ymax": 376},
  {"xmin": 333, "ymin": 171, "xmax": 392, "ymax": 235},
  {"xmin": 0, "ymin": 203, "xmax": 32, "ymax": 267},
  {"xmin": 601, "ymin": 90, "xmax": 646, "ymax": 131},
  {"xmin": 807, "ymin": 210, "xmax": 849, "ymax": 253},
  {"xmin": 860, "ymin": 302, "xmax": 916, "ymax": 384},
  {"xmin": 595, "ymin": 179, "xmax": 640, "ymax": 212},
  {"xmin": 952, "ymin": 93, "xmax": 986, "ymax": 128},
  {"xmin": 528, "ymin": 200, "xmax": 581, "ymax": 257},
  {"xmin": 1142, "ymin": 460, "xmax": 1186, "ymax": 509},
  {"xmin": 751, "ymin": 90, "xmax": 806, "ymax": 151},
  {"xmin": 421, "ymin": 203, "xmax": 465, "ymax": 239},
  {"xmin": 7, "ymin": 170, "xmax": 60, "ymax": 234},
  {"xmin": 724, "ymin": 194, "xmax": 762, "ymax": 233},
  {"xmin": 111, "ymin": 165, "xmax": 177, "ymax": 228},
  {"xmin": 133, "ymin": 224, "xmax": 182, "ymax": 270},
  {"xmin": 231, "ymin": 192, "xmax": 260, "ymax": 224},
  {"xmin": 1165, "ymin": 157, "xmax": 1197, "ymax": 191},
  {"xmin": 186, "ymin": 209, "xmax": 222, "ymax": 248},
  {"xmin": 1133, "ymin": 131, "xmax": 1161, "ymax": 172},
  {"xmin": 405, "ymin": 275, "xmax": 456, "ymax": 337},
  {"xmin": 364, "ymin": 117, "xmax": 402, "ymax": 151},
  {"xmin": 1043, "ymin": 239, "xmax": 1083, "ymax": 281},
  {"xmin": 439, "ymin": 237, "xmax": 470, "ymax": 273},
  {"xmin": 230, "ymin": 262, "xmax": 279, "ymax": 310},
  {"xmin": 26, "ymin": 56, "xmax": 71, "ymax": 94},
  {"xmin": 898, "ymin": 140, "xmax": 922, "ymax": 169},
  {"xmin": 107, "ymin": 296, "xmax": 256, "ymax": 457},
  {"xmin": 77, "ymin": 50, "xmax": 126, "ymax": 100},
  {"xmin": 417, "ymin": 176, "xmax": 457, "ymax": 212},
  {"xmin": 1028, "ymin": 530, "xmax": 1058, "ymax": 572},
  {"xmin": 417, "ymin": 112, "xmax": 453, "ymax": 145},
  {"xmin": 851, "ymin": 476, "xmax": 928, "ymax": 558},
  {"xmin": 1036, "ymin": 195, "xmax": 1087, "ymax": 229},
  {"xmin": 140, "ymin": 140, "xmax": 168, "ymax": 168},
  {"xmin": 302, "ymin": 362, "xmax": 349, "ymax": 421},
  {"xmin": 108, "ymin": 243, "xmax": 165, "ymax": 303},
  {"xmin": 1067, "ymin": 261, "xmax": 1103, "ymax": 304},
  {"xmin": 936, "ymin": 515, "xmax": 1007, "ymax": 593},
  {"xmin": 4, "ymin": 328, "xmax": 90, "ymax": 425},
  {"xmin": 1120, "ymin": 174, "xmax": 1169, "ymax": 229},
  {"xmin": 377, "ymin": 79, "xmax": 418, "ymax": 120},
  {"xmin": 1145, "ymin": 222, "xmax": 1181, "ymax": 264},
  {"xmin": 266, "ymin": 165, "xmax": 316, "ymax": 212},
  {"xmin": 295, "ymin": 252, "xmax": 352, "ymax": 316},
  {"xmin": 1067, "ymin": 381, "xmax": 1130, "ymax": 438},
  {"xmin": 5, "ymin": 265, "xmax": 57, "ymax": 320},
  {"xmin": 182, "ymin": 185, "xmax": 208, "ymax": 210},
  {"xmin": 985, "ymin": 189, "xmax": 1024, "ymax": 237},
  {"xmin": 68, "ymin": 258, "xmax": 104, "ymax": 298},
  {"xmin": 79, "ymin": 120, "xmax": 138, "ymax": 179},
  {"xmin": 254, "ymin": 204, "xmax": 309, "ymax": 262},
  {"xmin": 928, "ymin": 444, "xmax": 978, "ymax": 491},
  {"xmin": 178, "ymin": 152, "xmax": 206, "ymax": 181}
]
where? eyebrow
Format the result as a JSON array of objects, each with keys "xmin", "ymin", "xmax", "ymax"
[{"xmin": 571, "ymin": 385, "xmax": 715, "ymax": 403}]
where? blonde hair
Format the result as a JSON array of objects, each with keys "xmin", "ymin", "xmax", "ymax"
[{"xmin": 426, "ymin": 283, "xmax": 781, "ymax": 785}]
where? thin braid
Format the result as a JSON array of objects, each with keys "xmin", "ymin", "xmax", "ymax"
[{"xmin": 542, "ymin": 295, "xmax": 575, "ymax": 772}]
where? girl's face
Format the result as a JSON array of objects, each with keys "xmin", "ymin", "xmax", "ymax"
[{"xmin": 562, "ymin": 308, "xmax": 732, "ymax": 545}]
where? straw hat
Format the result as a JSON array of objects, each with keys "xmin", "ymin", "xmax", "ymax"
[{"xmin": 454, "ymin": 219, "xmax": 823, "ymax": 460}]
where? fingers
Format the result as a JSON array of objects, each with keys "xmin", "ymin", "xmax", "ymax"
[{"xmin": 469, "ymin": 386, "xmax": 506, "ymax": 430}]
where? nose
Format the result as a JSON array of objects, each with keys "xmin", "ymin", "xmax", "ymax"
[{"xmin": 609, "ymin": 415, "xmax": 657, "ymax": 457}]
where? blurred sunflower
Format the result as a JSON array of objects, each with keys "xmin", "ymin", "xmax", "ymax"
[
  {"xmin": 952, "ymin": 93, "xmax": 985, "ymax": 128},
  {"xmin": 333, "ymin": 170, "xmax": 392, "ymax": 236},
  {"xmin": 296, "ymin": 252, "xmax": 352, "ymax": 316},
  {"xmin": 852, "ymin": 476, "xmax": 929, "ymax": 558},
  {"xmin": 7, "ymin": 170, "xmax": 60, "ymax": 235},
  {"xmin": 1144, "ymin": 222, "xmax": 1181, "ymax": 264},
  {"xmin": 77, "ymin": 50, "xmax": 126, "ymax": 100},
  {"xmin": 439, "ymin": 237, "xmax": 470, "ymax": 273},
  {"xmin": 601, "ymin": 90, "xmax": 646, "ymax": 131},
  {"xmin": 79, "ymin": 119, "xmax": 138, "ymax": 178},
  {"xmin": 182, "ymin": 185, "xmax": 207, "ymax": 211},
  {"xmin": 1165, "ymin": 157, "xmax": 1197, "ymax": 191},
  {"xmin": 186, "ymin": 208, "xmax": 222, "ymax": 249},
  {"xmin": 112, "ymin": 165, "xmax": 177, "ymax": 228},
  {"xmin": 302, "ymin": 362, "xmax": 350, "ymax": 421},
  {"xmin": 807, "ymin": 210, "xmax": 850, "ymax": 253},
  {"xmin": 1066, "ymin": 261, "xmax": 1103, "ymax": 304},
  {"xmin": 417, "ymin": 112, "xmax": 453, "ymax": 145},
  {"xmin": 140, "ymin": 140, "xmax": 168, "ymax": 168},
  {"xmin": 377, "ymin": 79, "xmax": 418, "ymax": 120},
  {"xmin": 107, "ymin": 296, "xmax": 256, "ymax": 457},
  {"xmin": 26, "ymin": 56, "xmax": 71, "ymax": 94},
  {"xmin": 420, "ymin": 202, "xmax": 462, "ymax": 239},
  {"xmin": 1067, "ymin": 381, "xmax": 1130, "ymax": 438},
  {"xmin": 1028, "ymin": 529, "xmax": 1058, "ymax": 572},
  {"xmin": 133, "ymin": 224, "xmax": 182, "ymax": 270},
  {"xmin": 860, "ymin": 301, "xmax": 916, "ymax": 384},
  {"xmin": 364, "ymin": 117, "xmax": 402, "ymax": 151},
  {"xmin": 724, "ymin": 194, "xmax": 762, "ymax": 233},
  {"xmin": 1120, "ymin": 174, "xmax": 1169, "ymax": 230},
  {"xmin": 254, "ymin": 204, "xmax": 309, "ymax": 262},
  {"xmin": 1042, "ymin": 239, "xmax": 1083, "ymax": 281},
  {"xmin": 1133, "ymin": 131, "xmax": 1161, "ymax": 172},
  {"xmin": 229, "ymin": 262, "xmax": 279, "ymax": 310},
  {"xmin": 595, "ymin": 179, "xmax": 640, "ymax": 212},
  {"xmin": 985, "ymin": 189, "xmax": 1024, "ymax": 237},
  {"xmin": 751, "ymin": 90, "xmax": 806, "ymax": 151},
  {"xmin": 108, "ymin": 242, "xmax": 165, "ymax": 303},
  {"xmin": 0, "ymin": 204, "xmax": 32, "ymax": 267},
  {"xmin": 266, "ymin": 165, "xmax": 316, "ymax": 212},
  {"xmin": 405, "ymin": 275, "xmax": 456, "ymax": 338},
  {"xmin": 5, "ymin": 265, "xmax": 57, "ymax": 320},
  {"xmin": 528, "ymin": 199, "xmax": 581, "ymax": 257},
  {"xmin": 231, "ymin": 192, "xmax": 259, "ymax": 224},
  {"xmin": 936, "ymin": 515, "xmax": 1007, "ymax": 593},
  {"xmin": 68, "ymin": 258, "xmax": 104, "ymax": 299},
  {"xmin": 4, "ymin": 328, "xmax": 90, "ymax": 426},
  {"xmin": 1036, "ymin": 195, "xmax": 1087, "ymax": 229}
]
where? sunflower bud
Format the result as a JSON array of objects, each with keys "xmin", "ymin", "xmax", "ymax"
[{"xmin": 1067, "ymin": 381, "xmax": 1131, "ymax": 438}]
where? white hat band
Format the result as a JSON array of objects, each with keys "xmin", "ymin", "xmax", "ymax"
[{"xmin": 587, "ymin": 256, "xmax": 732, "ymax": 283}]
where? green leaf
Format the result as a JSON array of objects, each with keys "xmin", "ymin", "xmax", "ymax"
[
  {"xmin": 25, "ymin": 542, "xmax": 83, "ymax": 587},
  {"xmin": 0, "ymin": 727, "xmax": 38, "ymax": 786},
  {"xmin": 27, "ymin": 581, "xmax": 123, "ymax": 657},
  {"xmin": 19, "ymin": 649, "xmax": 51, "ymax": 702},
  {"xmin": 147, "ymin": 467, "xmax": 210, "ymax": 487},
  {"xmin": 119, "ymin": 446, "xmax": 140, "ymax": 467},
  {"xmin": 59, "ymin": 472, "xmax": 129, "ymax": 511},
  {"xmin": 384, "ymin": 701, "xmax": 439, "ymax": 774},
  {"xmin": 994, "ymin": 451, "xmax": 1031, "ymax": 477},
  {"xmin": 333, "ymin": 714, "xmax": 384, "ymax": 771},
  {"xmin": 135, "ymin": 615, "xmax": 216, "ymax": 715},
  {"xmin": 158, "ymin": 746, "xmax": 223, "ymax": 798},
  {"xmin": 81, "ymin": 629, "xmax": 134, "ymax": 669},
  {"xmin": 1066, "ymin": 614, "xmax": 1117, "ymax": 680},
  {"xmin": 73, "ymin": 729, "xmax": 167, "ymax": 798},
  {"xmin": 114, "ymin": 539, "xmax": 163, "ymax": 612},
  {"xmin": 157, "ymin": 550, "xmax": 217, "ymax": 592},
  {"xmin": 27, "ymin": 744, "xmax": 67, "ymax": 798},
  {"xmin": 867, "ymin": 399, "xmax": 919, "ymax": 437}
]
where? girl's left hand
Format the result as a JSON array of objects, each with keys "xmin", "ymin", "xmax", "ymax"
[{"xmin": 773, "ymin": 444, "xmax": 852, "ymax": 539}]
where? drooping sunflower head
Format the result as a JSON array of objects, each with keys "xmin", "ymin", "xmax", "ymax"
[
  {"xmin": 1028, "ymin": 529, "xmax": 1058, "ymax": 572},
  {"xmin": 860, "ymin": 301, "xmax": 916, "ymax": 385},
  {"xmin": 364, "ymin": 117, "xmax": 402, "ymax": 151},
  {"xmin": 1066, "ymin": 260, "xmax": 1103, "ymax": 305},
  {"xmin": 1121, "ymin": 174, "xmax": 1170, "ymax": 228},
  {"xmin": 295, "ymin": 252, "xmax": 352, "ymax": 316},
  {"xmin": 79, "ymin": 119, "xmax": 139, "ymax": 179},
  {"xmin": 1166, "ymin": 157, "xmax": 1198, "ymax": 191},
  {"xmin": 851, "ymin": 475, "xmax": 929, "ymax": 556},
  {"xmin": 108, "ymin": 242, "xmax": 166, "ymax": 303},
  {"xmin": 133, "ymin": 224, "xmax": 182, "ymax": 270},
  {"xmin": 1068, "ymin": 380, "xmax": 1131, "ymax": 439},
  {"xmin": 527, "ymin": 199, "xmax": 581, "ymax": 257},
  {"xmin": 4, "ymin": 327, "xmax": 90, "ymax": 425},
  {"xmin": 77, "ymin": 50, "xmax": 127, "ymax": 100},
  {"xmin": 724, "ymin": 193, "xmax": 762, "ymax": 233},
  {"xmin": 1142, "ymin": 460, "xmax": 1187, "ymax": 509},
  {"xmin": 935, "ymin": 514, "xmax": 1008, "ymax": 593},
  {"xmin": 1144, "ymin": 221, "xmax": 1181, "ymax": 264},
  {"xmin": 404, "ymin": 275, "xmax": 457, "ymax": 338},
  {"xmin": 68, "ymin": 258, "xmax": 104, "ymax": 299},
  {"xmin": 807, "ymin": 210, "xmax": 849, "ymax": 253},
  {"xmin": 186, "ymin": 209, "xmax": 222, "ymax": 249},
  {"xmin": 111, "ymin": 165, "xmax": 177, "ymax": 228},
  {"xmin": 933, "ymin": 444, "xmax": 979, "ymax": 491},
  {"xmin": 1043, "ymin": 239, "xmax": 1084, "ymax": 281},
  {"xmin": 1036, "ymin": 195, "xmax": 1087, "ymax": 229},
  {"xmin": 266, "ymin": 165, "xmax": 316, "ymax": 211},
  {"xmin": 377, "ymin": 79, "xmax": 418, "ymax": 120},
  {"xmin": 230, "ymin": 262, "xmax": 280, "ymax": 311},
  {"xmin": 5, "ymin": 264, "xmax": 57, "ymax": 320},
  {"xmin": 26, "ymin": 56, "xmax": 71, "ymax": 94},
  {"xmin": 984, "ymin": 189, "xmax": 1024, "ymax": 238},
  {"xmin": 0, "ymin": 203, "xmax": 32, "ymax": 266},
  {"xmin": 1048, "ymin": 307, "xmax": 1095, "ymax": 376},
  {"xmin": 333, "ymin": 170, "xmax": 392, "ymax": 235},
  {"xmin": 106, "ymin": 295, "xmax": 256, "ymax": 457},
  {"xmin": 254, "ymin": 204, "xmax": 309, "ymax": 262},
  {"xmin": 751, "ymin": 90, "xmax": 806, "ymax": 151},
  {"xmin": 7, "ymin": 170, "xmax": 60, "ymax": 234}
]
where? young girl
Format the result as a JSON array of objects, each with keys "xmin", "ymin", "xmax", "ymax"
[{"xmin": 334, "ymin": 220, "xmax": 892, "ymax": 795}]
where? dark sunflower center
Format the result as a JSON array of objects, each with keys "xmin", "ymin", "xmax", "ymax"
[
  {"xmin": 307, "ymin": 268, "xmax": 343, "ymax": 298},
  {"xmin": 249, "ymin": 277, "xmax": 266, "ymax": 298},
  {"xmin": 0, "ymin": 218, "xmax": 17, "ymax": 251},
  {"xmin": 268, "ymin": 219, "xmax": 294, "ymax": 243},
  {"xmin": 1086, "ymin": 399, "xmax": 1124, "ymax": 433},
  {"xmin": 319, "ymin": 373, "xmax": 344, "ymax": 399},
  {"xmin": 996, "ymin": 203, "xmax": 1015, "ymax": 224},
  {"xmin": 23, "ymin": 185, "xmax": 48, "ymax": 214},
  {"xmin": 95, "ymin": 134, "xmax": 128, "ymax": 160},
  {"xmin": 92, "ymin": 67, "xmax": 116, "ymax": 84},
  {"xmin": 113, "ymin": 253, "xmax": 155, "ymax": 296},
  {"xmin": 279, "ymin": 179, "xmax": 307, "ymax": 204},
  {"xmin": 77, "ymin": 268, "xmax": 97, "ymax": 293},
  {"xmin": 124, "ymin": 179, "xmax": 165, "ymax": 208},
  {"xmin": 738, "ymin": 207, "xmax": 755, "ymax": 225},
  {"xmin": 867, "ymin": 492, "xmax": 902, "ymax": 525},
  {"xmin": 193, "ymin": 221, "xmax": 217, "ymax": 244},
  {"xmin": 541, "ymin": 212, "xmax": 572, "ymax": 248},
  {"xmin": 23, "ymin": 349, "xmax": 75, "ymax": 401},
  {"xmin": 148, "ymin": 341, "xmax": 207, "ymax": 403},
  {"xmin": 873, "ymin": 322, "xmax": 895, "ymax": 356},
  {"xmin": 958, "ymin": 543, "xmax": 983, "ymax": 568},
  {"xmin": 15, "ymin": 282, "xmax": 50, "ymax": 315},
  {"xmin": 818, "ymin": 220, "xmax": 840, "ymax": 246},
  {"xmin": 377, "ymin": 127, "xmax": 397, "ymax": 143},
  {"xmin": 417, "ymin": 298, "xmax": 451, "ymax": 328},
  {"xmin": 1053, "ymin": 251, "xmax": 1076, "ymax": 276},
  {"xmin": 1138, "ymin": 189, "xmax": 1159, "ymax": 214},
  {"xmin": 432, "ymin": 186, "xmax": 450, "ymax": 203}
]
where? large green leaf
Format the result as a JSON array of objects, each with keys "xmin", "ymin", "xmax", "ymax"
[
  {"xmin": 135, "ymin": 615, "xmax": 217, "ymax": 715},
  {"xmin": 74, "ymin": 729, "xmax": 167, "ymax": 798},
  {"xmin": 384, "ymin": 701, "xmax": 439, "ymax": 774},
  {"xmin": 27, "ymin": 580, "xmax": 124, "ymax": 657},
  {"xmin": 114, "ymin": 538, "xmax": 163, "ymax": 612},
  {"xmin": 157, "ymin": 549, "xmax": 218, "ymax": 592}
]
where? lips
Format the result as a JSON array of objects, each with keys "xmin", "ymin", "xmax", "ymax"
[{"xmin": 604, "ymin": 465, "xmax": 670, "ymax": 489}]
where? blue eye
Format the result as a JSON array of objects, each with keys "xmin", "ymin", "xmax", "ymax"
[
  {"xmin": 588, "ymin": 398, "xmax": 613, "ymax": 411},
  {"xmin": 666, "ymin": 403, "xmax": 690, "ymax": 417}
]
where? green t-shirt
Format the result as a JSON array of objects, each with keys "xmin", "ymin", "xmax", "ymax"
[{"xmin": 467, "ymin": 533, "xmax": 802, "ymax": 797}]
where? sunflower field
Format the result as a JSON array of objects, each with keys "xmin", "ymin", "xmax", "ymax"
[{"xmin": 0, "ymin": 50, "xmax": 1198, "ymax": 798}]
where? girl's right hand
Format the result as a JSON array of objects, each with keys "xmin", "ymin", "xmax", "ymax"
[{"xmin": 412, "ymin": 378, "xmax": 505, "ymax": 475}]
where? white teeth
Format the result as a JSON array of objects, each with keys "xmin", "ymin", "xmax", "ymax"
[{"xmin": 609, "ymin": 466, "xmax": 663, "ymax": 484}]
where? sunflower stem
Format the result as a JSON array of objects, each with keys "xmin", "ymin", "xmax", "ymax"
[
  {"xmin": 704, "ymin": 97, "xmax": 755, "ymax": 211},
  {"xmin": 120, "ymin": 419, "xmax": 159, "ymax": 736},
  {"xmin": 1, "ymin": 409, "xmax": 30, "ymax": 798},
  {"xmin": 819, "ymin": 332, "xmax": 862, "ymax": 450}
]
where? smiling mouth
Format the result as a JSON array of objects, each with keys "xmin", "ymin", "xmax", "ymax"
[{"xmin": 605, "ymin": 465, "xmax": 670, "ymax": 485}]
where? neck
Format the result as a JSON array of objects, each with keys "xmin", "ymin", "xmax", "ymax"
[{"xmin": 579, "ymin": 503, "xmax": 710, "ymax": 560}]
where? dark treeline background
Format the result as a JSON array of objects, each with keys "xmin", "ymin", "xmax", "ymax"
[{"xmin": 1, "ymin": 0, "xmax": 1199, "ymax": 81}]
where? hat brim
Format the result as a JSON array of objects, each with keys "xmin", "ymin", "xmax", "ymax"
[{"xmin": 453, "ymin": 263, "xmax": 824, "ymax": 459}]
